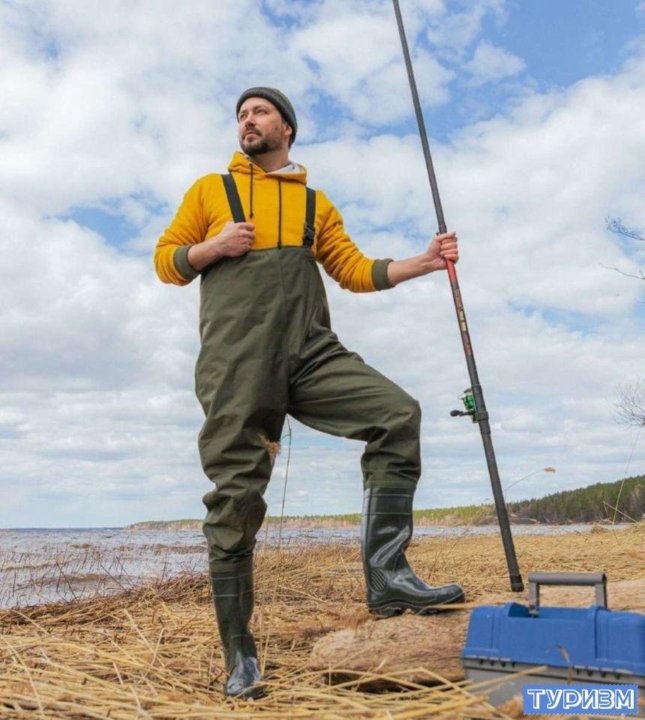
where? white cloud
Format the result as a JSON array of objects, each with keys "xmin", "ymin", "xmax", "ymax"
[
  {"xmin": 291, "ymin": 7, "xmax": 453, "ymax": 127},
  {"xmin": 425, "ymin": 0, "xmax": 508, "ymax": 60},
  {"xmin": 0, "ymin": 0, "xmax": 317, "ymax": 215},
  {"xmin": 466, "ymin": 41, "xmax": 526, "ymax": 85}
]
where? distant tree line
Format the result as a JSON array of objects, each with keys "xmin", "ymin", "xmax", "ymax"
[
  {"xmin": 507, "ymin": 475, "xmax": 644, "ymax": 524},
  {"xmin": 126, "ymin": 477, "xmax": 645, "ymax": 529}
]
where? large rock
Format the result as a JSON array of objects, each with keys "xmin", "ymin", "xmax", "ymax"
[{"xmin": 308, "ymin": 608, "xmax": 469, "ymax": 685}]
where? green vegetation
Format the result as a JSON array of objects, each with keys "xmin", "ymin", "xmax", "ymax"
[
  {"xmin": 506, "ymin": 475, "xmax": 644, "ymax": 524},
  {"xmin": 126, "ymin": 519, "xmax": 202, "ymax": 531},
  {"xmin": 265, "ymin": 504, "xmax": 493, "ymax": 527},
  {"xmin": 125, "ymin": 476, "xmax": 645, "ymax": 530}
]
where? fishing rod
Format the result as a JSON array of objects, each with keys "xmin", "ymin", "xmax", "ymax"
[{"xmin": 392, "ymin": 0, "xmax": 523, "ymax": 592}]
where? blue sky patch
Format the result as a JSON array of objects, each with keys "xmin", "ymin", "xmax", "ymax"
[
  {"xmin": 59, "ymin": 195, "xmax": 167, "ymax": 249},
  {"xmin": 509, "ymin": 301, "xmax": 600, "ymax": 335},
  {"xmin": 496, "ymin": 0, "xmax": 645, "ymax": 90},
  {"xmin": 62, "ymin": 207, "xmax": 136, "ymax": 246}
]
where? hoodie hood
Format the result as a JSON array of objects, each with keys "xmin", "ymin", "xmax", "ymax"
[{"xmin": 228, "ymin": 151, "xmax": 308, "ymax": 184}]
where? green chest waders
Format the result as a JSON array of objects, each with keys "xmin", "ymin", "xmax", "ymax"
[{"xmin": 199, "ymin": 174, "xmax": 422, "ymax": 571}]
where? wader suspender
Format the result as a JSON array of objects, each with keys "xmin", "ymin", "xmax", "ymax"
[
  {"xmin": 303, "ymin": 186, "xmax": 316, "ymax": 248},
  {"xmin": 221, "ymin": 174, "xmax": 316, "ymax": 247},
  {"xmin": 222, "ymin": 174, "xmax": 245, "ymax": 224}
]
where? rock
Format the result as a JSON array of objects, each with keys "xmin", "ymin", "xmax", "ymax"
[{"xmin": 308, "ymin": 608, "xmax": 469, "ymax": 686}]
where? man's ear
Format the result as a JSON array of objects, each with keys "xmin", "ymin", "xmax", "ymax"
[{"xmin": 284, "ymin": 122, "xmax": 294, "ymax": 147}]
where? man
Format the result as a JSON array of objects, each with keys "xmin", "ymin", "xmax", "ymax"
[{"xmin": 154, "ymin": 87, "xmax": 465, "ymax": 699}]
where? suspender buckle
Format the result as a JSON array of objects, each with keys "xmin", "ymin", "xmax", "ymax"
[{"xmin": 302, "ymin": 224, "xmax": 315, "ymax": 247}]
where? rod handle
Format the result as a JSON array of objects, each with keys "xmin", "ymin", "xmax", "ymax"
[{"xmin": 446, "ymin": 258, "xmax": 457, "ymax": 283}]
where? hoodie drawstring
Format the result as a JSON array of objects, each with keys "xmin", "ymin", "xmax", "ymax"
[{"xmin": 248, "ymin": 163, "xmax": 255, "ymax": 219}]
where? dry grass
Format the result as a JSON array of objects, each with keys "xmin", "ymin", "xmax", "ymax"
[{"xmin": 1, "ymin": 523, "xmax": 643, "ymax": 719}]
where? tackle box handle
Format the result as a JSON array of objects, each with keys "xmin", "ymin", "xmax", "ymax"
[{"xmin": 527, "ymin": 571, "xmax": 607, "ymax": 616}]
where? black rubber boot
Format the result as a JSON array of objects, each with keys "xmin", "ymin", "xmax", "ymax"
[
  {"xmin": 210, "ymin": 557, "xmax": 265, "ymax": 699},
  {"xmin": 361, "ymin": 487, "xmax": 465, "ymax": 618}
]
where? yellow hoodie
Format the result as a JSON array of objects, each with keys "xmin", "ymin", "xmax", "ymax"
[{"xmin": 154, "ymin": 152, "xmax": 392, "ymax": 293}]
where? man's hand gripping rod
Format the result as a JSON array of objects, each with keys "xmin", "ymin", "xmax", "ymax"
[{"xmin": 392, "ymin": 0, "xmax": 523, "ymax": 592}]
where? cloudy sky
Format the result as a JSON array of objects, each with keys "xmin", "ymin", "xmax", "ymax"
[{"xmin": 2, "ymin": 0, "xmax": 644, "ymax": 528}]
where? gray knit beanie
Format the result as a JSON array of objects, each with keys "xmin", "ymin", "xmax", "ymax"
[{"xmin": 236, "ymin": 87, "xmax": 297, "ymax": 144}]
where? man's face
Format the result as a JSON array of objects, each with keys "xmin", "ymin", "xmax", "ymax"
[{"xmin": 237, "ymin": 97, "xmax": 292, "ymax": 156}]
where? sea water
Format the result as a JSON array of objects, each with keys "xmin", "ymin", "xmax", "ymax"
[{"xmin": 0, "ymin": 523, "xmax": 628, "ymax": 609}]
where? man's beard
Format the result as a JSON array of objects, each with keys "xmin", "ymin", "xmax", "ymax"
[{"xmin": 240, "ymin": 130, "xmax": 281, "ymax": 157}]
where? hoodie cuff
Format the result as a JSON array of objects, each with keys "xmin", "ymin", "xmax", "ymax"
[
  {"xmin": 371, "ymin": 259, "xmax": 394, "ymax": 291},
  {"xmin": 174, "ymin": 246, "xmax": 201, "ymax": 282}
]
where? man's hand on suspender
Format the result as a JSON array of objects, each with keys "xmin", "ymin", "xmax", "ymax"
[
  {"xmin": 213, "ymin": 222, "xmax": 256, "ymax": 257},
  {"xmin": 187, "ymin": 221, "xmax": 256, "ymax": 271}
]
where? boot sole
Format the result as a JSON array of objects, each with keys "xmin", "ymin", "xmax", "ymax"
[
  {"xmin": 368, "ymin": 590, "xmax": 465, "ymax": 618},
  {"xmin": 225, "ymin": 683, "xmax": 266, "ymax": 700}
]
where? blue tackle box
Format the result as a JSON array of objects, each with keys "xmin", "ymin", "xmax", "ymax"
[{"xmin": 462, "ymin": 572, "xmax": 645, "ymax": 715}]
